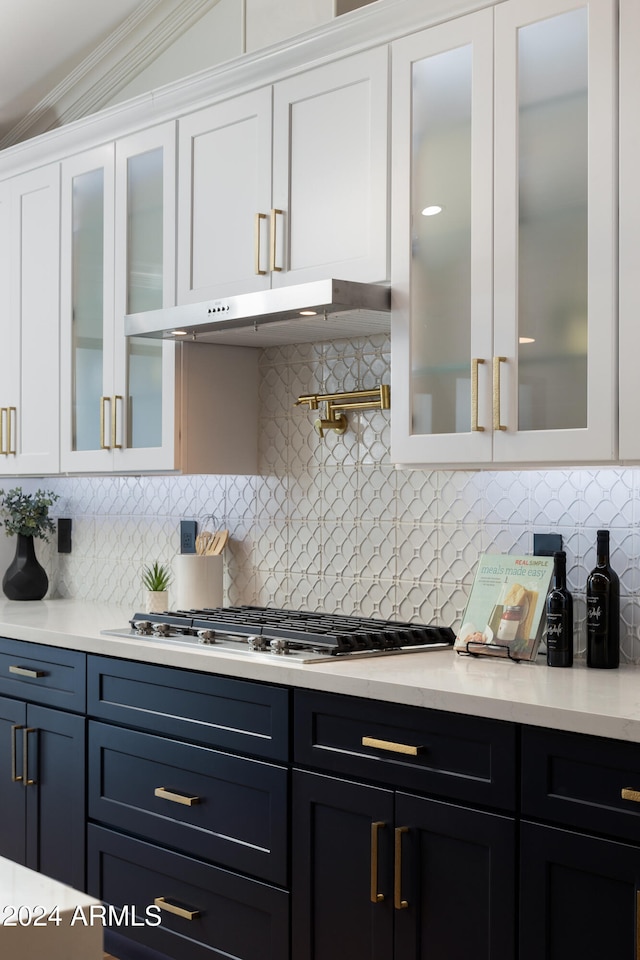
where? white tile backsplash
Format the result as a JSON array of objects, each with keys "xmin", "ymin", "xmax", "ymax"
[{"xmin": 4, "ymin": 335, "xmax": 640, "ymax": 661}]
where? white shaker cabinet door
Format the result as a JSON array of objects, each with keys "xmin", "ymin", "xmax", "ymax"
[
  {"xmin": 0, "ymin": 165, "xmax": 60, "ymax": 476},
  {"xmin": 272, "ymin": 46, "xmax": 389, "ymax": 287},
  {"xmin": 177, "ymin": 88, "xmax": 273, "ymax": 303}
]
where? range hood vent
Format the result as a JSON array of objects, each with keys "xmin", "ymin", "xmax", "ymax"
[{"xmin": 124, "ymin": 279, "xmax": 391, "ymax": 347}]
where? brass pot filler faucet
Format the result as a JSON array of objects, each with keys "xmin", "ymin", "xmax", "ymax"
[{"xmin": 295, "ymin": 384, "xmax": 391, "ymax": 438}]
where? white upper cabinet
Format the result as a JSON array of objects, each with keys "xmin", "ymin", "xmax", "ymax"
[
  {"xmin": 618, "ymin": 0, "xmax": 640, "ymax": 460},
  {"xmin": 60, "ymin": 124, "xmax": 258, "ymax": 475},
  {"xmin": 177, "ymin": 46, "xmax": 388, "ymax": 304},
  {"xmin": 177, "ymin": 88, "xmax": 273, "ymax": 301},
  {"xmin": 270, "ymin": 48, "xmax": 388, "ymax": 287},
  {"xmin": 391, "ymin": 0, "xmax": 617, "ymax": 467},
  {"xmin": 0, "ymin": 165, "xmax": 60, "ymax": 476}
]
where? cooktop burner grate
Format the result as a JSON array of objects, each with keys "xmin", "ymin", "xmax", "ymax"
[{"xmin": 103, "ymin": 606, "xmax": 455, "ymax": 663}]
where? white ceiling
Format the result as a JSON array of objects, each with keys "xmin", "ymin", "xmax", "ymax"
[{"xmin": 0, "ymin": 0, "xmax": 146, "ymax": 136}]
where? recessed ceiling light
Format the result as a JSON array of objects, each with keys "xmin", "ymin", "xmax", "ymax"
[
  {"xmin": 171, "ymin": 330, "xmax": 188, "ymax": 336},
  {"xmin": 299, "ymin": 310, "xmax": 317, "ymax": 316},
  {"xmin": 421, "ymin": 205, "xmax": 443, "ymax": 216},
  {"xmin": 519, "ymin": 336, "xmax": 535, "ymax": 344}
]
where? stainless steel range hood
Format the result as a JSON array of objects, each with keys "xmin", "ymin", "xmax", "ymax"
[{"xmin": 124, "ymin": 279, "xmax": 391, "ymax": 348}]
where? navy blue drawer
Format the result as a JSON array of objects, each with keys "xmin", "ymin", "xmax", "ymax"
[
  {"xmin": 87, "ymin": 656, "xmax": 289, "ymax": 760},
  {"xmin": 88, "ymin": 824, "xmax": 289, "ymax": 960},
  {"xmin": 0, "ymin": 638, "xmax": 85, "ymax": 712},
  {"xmin": 522, "ymin": 726, "xmax": 640, "ymax": 843},
  {"xmin": 88, "ymin": 721, "xmax": 288, "ymax": 885},
  {"xmin": 294, "ymin": 689, "xmax": 516, "ymax": 810}
]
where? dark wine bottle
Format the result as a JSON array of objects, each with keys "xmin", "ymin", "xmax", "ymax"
[
  {"xmin": 546, "ymin": 551, "xmax": 573, "ymax": 667},
  {"xmin": 586, "ymin": 529, "xmax": 619, "ymax": 669}
]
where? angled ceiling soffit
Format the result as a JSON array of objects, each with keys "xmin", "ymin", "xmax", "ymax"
[{"xmin": 0, "ymin": 0, "xmax": 222, "ymax": 149}]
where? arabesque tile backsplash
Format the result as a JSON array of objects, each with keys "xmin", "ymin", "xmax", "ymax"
[{"xmin": 4, "ymin": 334, "xmax": 640, "ymax": 662}]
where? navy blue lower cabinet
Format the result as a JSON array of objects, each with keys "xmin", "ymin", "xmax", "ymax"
[
  {"xmin": 292, "ymin": 769, "xmax": 395, "ymax": 960},
  {"xmin": 87, "ymin": 824, "xmax": 290, "ymax": 960},
  {"xmin": 393, "ymin": 792, "xmax": 516, "ymax": 960},
  {"xmin": 520, "ymin": 820, "xmax": 640, "ymax": 960},
  {"xmin": 0, "ymin": 696, "xmax": 85, "ymax": 889},
  {"xmin": 0, "ymin": 695, "xmax": 28, "ymax": 864},
  {"xmin": 292, "ymin": 769, "xmax": 516, "ymax": 960}
]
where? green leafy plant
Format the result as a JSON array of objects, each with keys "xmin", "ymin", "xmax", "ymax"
[
  {"xmin": 142, "ymin": 561, "xmax": 172, "ymax": 592},
  {"xmin": 0, "ymin": 487, "xmax": 59, "ymax": 542}
]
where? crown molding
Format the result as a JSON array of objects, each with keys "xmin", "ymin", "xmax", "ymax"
[
  {"xmin": 0, "ymin": 0, "xmax": 497, "ymax": 177},
  {"xmin": 0, "ymin": 0, "xmax": 222, "ymax": 150}
]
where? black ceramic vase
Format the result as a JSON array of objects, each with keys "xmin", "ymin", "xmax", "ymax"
[{"xmin": 2, "ymin": 534, "xmax": 48, "ymax": 600}]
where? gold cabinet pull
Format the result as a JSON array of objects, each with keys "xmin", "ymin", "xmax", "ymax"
[
  {"xmin": 112, "ymin": 395, "xmax": 123, "ymax": 449},
  {"xmin": 11, "ymin": 725, "xmax": 24, "ymax": 782},
  {"xmin": 7, "ymin": 406, "xmax": 16, "ymax": 454},
  {"xmin": 362, "ymin": 736, "xmax": 423, "ymax": 756},
  {"xmin": 394, "ymin": 826, "xmax": 409, "ymax": 910},
  {"xmin": 269, "ymin": 208, "xmax": 284, "ymax": 272},
  {"xmin": 154, "ymin": 786, "xmax": 200, "ymax": 807},
  {"xmin": 9, "ymin": 665, "xmax": 46, "ymax": 679},
  {"xmin": 100, "ymin": 396, "xmax": 111, "ymax": 449},
  {"xmin": 471, "ymin": 358, "xmax": 485, "ymax": 432},
  {"xmin": 0, "ymin": 407, "xmax": 5, "ymax": 455},
  {"xmin": 254, "ymin": 212, "xmax": 267, "ymax": 275},
  {"xmin": 370, "ymin": 821, "xmax": 386, "ymax": 903},
  {"xmin": 621, "ymin": 788, "xmax": 640, "ymax": 803},
  {"xmin": 492, "ymin": 356, "xmax": 507, "ymax": 431},
  {"xmin": 22, "ymin": 727, "xmax": 37, "ymax": 786},
  {"xmin": 154, "ymin": 897, "xmax": 200, "ymax": 921}
]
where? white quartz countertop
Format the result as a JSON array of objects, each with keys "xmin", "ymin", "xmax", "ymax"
[{"xmin": 1, "ymin": 598, "xmax": 640, "ymax": 744}]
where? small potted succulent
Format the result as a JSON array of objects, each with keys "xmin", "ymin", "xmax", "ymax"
[
  {"xmin": 0, "ymin": 487, "xmax": 59, "ymax": 600},
  {"xmin": 142, "ymin": 561, "xmax": 172, "ymax": 614}
]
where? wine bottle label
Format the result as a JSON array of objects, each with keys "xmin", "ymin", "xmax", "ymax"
[
  {"xmin": 546, "ymin": 613, "xmax": 566, "ymax": 650},
  {"xmin": 587, "ymin": 595, "xmax": 608, "ymax": 636}
]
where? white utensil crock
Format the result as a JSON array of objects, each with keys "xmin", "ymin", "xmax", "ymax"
[{"xmin": 173, "ymin": 555, "xmax": 224, "ymax": 610}]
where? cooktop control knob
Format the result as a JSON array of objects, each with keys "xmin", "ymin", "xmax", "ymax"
[
  {"xmin": 269, "ymin": 638, "xmax": 289, "ymax": 656},
  {"xmin": 132, "ymin": 620, "xmax": 153, "ymax": 635},
  {"xmin": 197, "ymin": 629, "xmax": 216, "ymax": 644},
  {"xmin": 153, "ymin": 623, "xmax": 172, "ymax": 637},
  {"xmin": 248, "ymin": 635, "xmax": 267, "ymax": 651}
]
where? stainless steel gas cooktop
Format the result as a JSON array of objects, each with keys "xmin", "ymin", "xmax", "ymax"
[{"xmin": 102, "ymin": 606, "xmax": 455, "ymax": 664}]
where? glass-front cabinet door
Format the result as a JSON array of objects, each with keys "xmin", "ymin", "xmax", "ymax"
[
  {"xmin": 112, "ymin": 124, "xmax": 176, "ymax": 472},
  {"xmin": 492, "ymin": 0, "xmax": 616, "ymax": 463},
  {"xmin": 391, "ymin": 0, "xmax": 616, "ymax": 466},
  {"xmin": 60, "ymin": 124, "xmax": 176, "ymax": 472},
  {"xmin": 391, "ymin": 9, "xmax": 494, "ymax": 465}
]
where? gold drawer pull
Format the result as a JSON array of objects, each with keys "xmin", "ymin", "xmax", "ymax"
[
  {"xmin": 9, "ymin": 665, "xmax": 46, "ymax": 679},
  {"xmin": 155, "ymin": 786, "xmax": 200, "ymax": 806},
  {"xmin": 362, "ymin": 736, "xmax": 423, "ymax": 756},
  {"xmin": 154, "ymin": 897, "xmax": 200, "ymax": 921},
  {"xmin": 394, "ymin": 826, "xmax": 409, "ymax": 910},
  {"xmin": 621, "ymin": 788, "xmax": 640, "ymax": 803},
  {"xmin": 370, "ymin": 821, "xmax": 386, "ymax": 904}
]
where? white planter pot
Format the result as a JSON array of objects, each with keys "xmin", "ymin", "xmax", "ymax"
[{"xmin": 145, "ymin": 590, "xmax": 169, "ymax": 614}]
